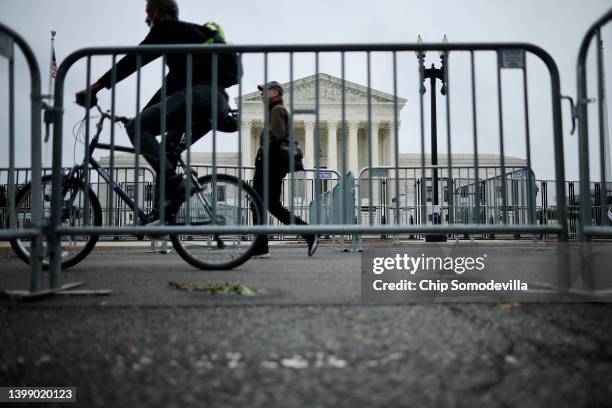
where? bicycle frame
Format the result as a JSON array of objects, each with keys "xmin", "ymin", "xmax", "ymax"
[
  {"xmin": 59, "ymin": 127, "xmax": 150, "ymax": 225},
  {"xmin": 63, "ymin": 115, "xmax": 220, "ymax": 228}
]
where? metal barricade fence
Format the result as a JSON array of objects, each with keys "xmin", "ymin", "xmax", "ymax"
[
  {"xmin": 0, "ymin": 167, "xmax": 156, "ymax": 232},
  {"xmin": 5, "ymin": 168, "xmax": 587, "ymax": 240},
  {"xmin": 5, "ymin": 167, "xmax": 592, "ymax": 243},
  {"xmin": 46, "ymin": 42, "xmax": 569, "ymax": 285},
  {"xmin": 80, "ymin": 166, "xmax": 156, "ymax": 231},
  {"xmin": 577, "ymin": 7, "xmax": 612, "ymax": 240},
  {"xmin": 355, "ymin": 168, "xmax": 590, "ymax": 242},
  {"xmin": 91, "ymin": 163, "xmax": 341, "ymax": 239},
  {"xmin": 0, "ymin": 23, "xmax": 44, "ymax": 297},
  {"xmin": 0, "ymin": 165, "xmax": 338, "ymax": 241},
  {"xmin": 329, "ymin": 172, "xmax": 359, "ymax": 251},
  {"xmin": 576, "ymin": 7, "xmax": 612, "ymax": 290},
  {"xmin": 309, "ymin": 190, "xmax": 331, "ymax": 227},
  {"xmin": 1, "ymin": 168, "xmax": 53, "ymax": 239},
  {"xmin": 357, "ymin": 165, "xmax": 537, "ymax": 238},
  {"xmin": 188, "ymin": 166, "xmax": 342, "ymax": 240},
  {"xmin": 538, "ymin": 180, "xmax": 578, "ymax": 240},
  {"xmin": 307, "ymin": 171, "xmax": 358, "ymax": 251}
]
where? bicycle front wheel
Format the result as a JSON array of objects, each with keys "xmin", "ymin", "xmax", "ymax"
[{"xmin": 169, "ymin": 174, "xmax": 265, "ymax": 270}]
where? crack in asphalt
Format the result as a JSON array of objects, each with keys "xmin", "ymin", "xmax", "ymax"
[
  {"xmin": 449, "ymin": 303, "xmax": 612, "ymax": 406},
  {"xmin": 447, "ymin": 305, "xmax": 514, "ymax": 398}
]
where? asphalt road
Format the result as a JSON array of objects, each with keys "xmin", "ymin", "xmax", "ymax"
[{"xmin": 1, "ymin": 243, "xmax": 611, "ymax": 407}]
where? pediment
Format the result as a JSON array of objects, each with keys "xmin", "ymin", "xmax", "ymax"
[{"xmin": 239, "ymin": 73, "xmax": 406, "ymax": 106}]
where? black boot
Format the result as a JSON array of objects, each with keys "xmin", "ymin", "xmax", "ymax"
[{"xmin": 305, "ymin": 234, "xmax": 319, "ymax": 257}]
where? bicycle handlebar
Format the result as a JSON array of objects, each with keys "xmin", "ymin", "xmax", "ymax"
[{"xmin": 95, "ymin": 105, "xmax": 130, "ymax": 125}]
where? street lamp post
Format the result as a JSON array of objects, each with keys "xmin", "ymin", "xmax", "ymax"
[{"xmin": 417, "ymin": 35, "xmax": 448, "ymax": 242}]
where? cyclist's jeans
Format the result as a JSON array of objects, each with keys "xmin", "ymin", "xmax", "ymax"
[
  {"xmin": 251, "ymin": 155, "xmax": 309, "ymax": 251},
  {"xmin": 125, "ymin": 84, "xmax": 228, "ymax": 210}
]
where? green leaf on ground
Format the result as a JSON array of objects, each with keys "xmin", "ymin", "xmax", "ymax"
[{"xmin": 168, "ymin": 281, "xmax": 259, "ymax": 296}]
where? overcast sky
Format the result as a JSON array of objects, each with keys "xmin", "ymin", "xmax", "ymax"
[{"xmin": 1, "ymin": 0, "xmax": 611, "ymax": 181}]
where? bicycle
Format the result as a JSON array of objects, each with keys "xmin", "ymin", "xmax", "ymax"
[{"xmin": 10, "ymin": 106, "xmax": 265, "ymax": 270}]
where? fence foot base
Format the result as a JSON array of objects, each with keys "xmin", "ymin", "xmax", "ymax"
[
  {"xmin": 147, "ymin": 240, "xmax": 171, "ymax": 254},
  {"xmin": 54, "ymin": 288, "xmax": 112, "ymax": 296},
  {"xmin": 3, "ymin": 282, "xmax": 111, "ymax": 301}
]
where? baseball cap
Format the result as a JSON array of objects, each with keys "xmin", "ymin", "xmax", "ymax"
[{"xmin": 257, "ymin": 81, "xmax": 284, "ymax": 95}]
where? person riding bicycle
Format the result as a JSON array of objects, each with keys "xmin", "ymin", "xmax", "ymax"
[{"xmin": 75, "ymin": 0, "xmax": 235, "ymax": 222}]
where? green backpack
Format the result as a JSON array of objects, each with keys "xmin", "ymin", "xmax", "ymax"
[{"xmin": 202, "ymin": 22, "xmax": 242, "ymax": 89}]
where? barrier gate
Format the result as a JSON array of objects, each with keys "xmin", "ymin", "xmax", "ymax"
[
  {"xmin": 577, "ymin": 8, "xmax": 612, "ymax": 240},
  {"xmin": 3, "ymin": 18, "xmax": 592, "ymax": 298},
  {"xmin": 0, "ymin": 22, "xmax": 45, "ymax": 298},
  {"xmin": 40, "ymin": 40, "xmax": 569, "ymax": 292},
  {"xmin": 576, "ymin": 8, "xmax": 612, "ymax": 289},
  {"xmin": 357, "ymin": 165, "xmax": 538, "ymax": 234}
]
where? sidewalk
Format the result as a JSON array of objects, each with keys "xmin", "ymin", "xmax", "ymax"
[{"xmin": 1, "ymin": 245, "xmax": 611, "ymax": 407}]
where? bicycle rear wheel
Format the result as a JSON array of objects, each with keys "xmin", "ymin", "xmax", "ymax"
[
  {"xmin": 169, "ymin": 174, "xmax": 265, "ymax": 270},
  {"xmin": 10, "ymin": 175, "xmax": 102, "ymax": 269}
]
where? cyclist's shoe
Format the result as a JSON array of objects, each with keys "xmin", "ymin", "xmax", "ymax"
[
  {"xmin": 144, "ymin": 219, "xmax": 169, "ymax": 240},
  {"xmin": 143, "ymin": 204, "xmax": 179, "ymax": 226},
  {"xmin": 142, "ymin": 174, "xmax": 197, "ymax": 230},
  {"xmin": 306, "ymin": 234, "xmax": 319, "ymax": 257},
  {"xmin": 159, "ymin": 174, "xmax": 191, "ymax": 210},
  {"xmin": 166, "ymin": 173, "xmax": 184, "ymax": 194},
  {"xmin": 144, "ymin": 210, "xmax": 160, "ymax": 225}
]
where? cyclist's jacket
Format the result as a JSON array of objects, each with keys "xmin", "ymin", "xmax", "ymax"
[{"xmin": 96, "ymin": 20, "xmax": 222, "ymax": 108}]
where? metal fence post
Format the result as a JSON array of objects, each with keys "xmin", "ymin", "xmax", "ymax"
[
  {"xmin": 576, "ymin": 7, "xmax": 612, "ymax": 292},
  {"xmin": 0, "ymin": 23, "xmax": 44, "ymax": 299}
]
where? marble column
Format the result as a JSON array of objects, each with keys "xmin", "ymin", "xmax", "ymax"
[
  {"xmin": 370, "ymin": 122, "xmax": 380, "ymax": 168},
  {"xmin": 326, "ymin": 121, "xmax": 338, "ymax": 171},
  {"xmin": 387, "ymin": 124, "xmax": 397, "ymax": 167},
  {"xmin": 386, "ymin": 123, "xmax": 399, "ymax": 217},
  {"xmin": 304, "ymin": 120, "xmax": 315, "ymax": 169},
  {"xmin": 348, "ymin": 121, "xmax": 360, "ymax": 175},
  {"xmin": 240, "ymin": 120, "xmax": 253, "ymax": 168},
  {"xmin": 368, "ymin": 122, "xmax": 381, "ymax": 206}
]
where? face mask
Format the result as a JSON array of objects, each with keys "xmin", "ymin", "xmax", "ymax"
[{"xmin": 146, "ymin": 10, "xmax": 156, "ymax": 27}]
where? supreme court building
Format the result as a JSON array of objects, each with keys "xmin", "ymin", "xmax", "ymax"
[
  {"xmin": 237, "ymin": 73, "xmax": 407, "ymax": 175},
  {"xmin": 93, "ymin": 73, "xmax": 527, "ymax": 225}
]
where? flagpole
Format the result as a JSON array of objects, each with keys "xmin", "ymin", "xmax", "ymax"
[
  {"xmin": 599, "ymin": 37, "xmax": 611, "ymax": 183},
  {"xmin": 48, "ymin": 30, "xmax": 55, "ymax": 98},
  {"xmin": 45, "ymin": 30, "xmax": 56, "ymax": 168}
]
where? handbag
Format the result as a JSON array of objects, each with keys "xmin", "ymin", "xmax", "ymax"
[{"xmin": 278, "ymin": 139, "xmax": 305, "ymax": 172}]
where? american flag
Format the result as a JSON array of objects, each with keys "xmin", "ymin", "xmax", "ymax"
[{"xmin": 50, "ymin": 47, "xmax": 57, "ymax": 79}]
